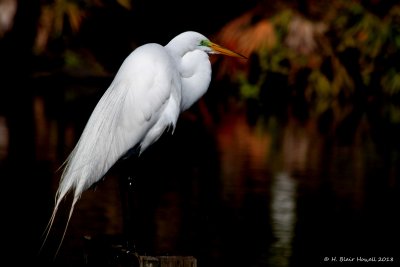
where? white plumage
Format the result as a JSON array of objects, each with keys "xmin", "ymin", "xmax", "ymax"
[{"xmin": 43, "ymin": 31, "xmax": 246, "ymax": 252}]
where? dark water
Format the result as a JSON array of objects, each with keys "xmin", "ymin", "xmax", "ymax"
[{"xmin": 1, "ymin": 89, "xmax": 400, "ymax": 267}]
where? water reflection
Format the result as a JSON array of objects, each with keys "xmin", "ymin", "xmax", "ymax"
[
  {"xmin": 269, "ymin": 172, "xmax": 296, "ymax": 267},
  {"xmin": 1, "ymin": 85, "xmax": 400, "ymax": 267},
  {"xmin": 0, "ymin": 116, "xmax": 8, "ymax": 160},
  {"xmin": 217, "ymin": 113, "xmax": 271, "ymax": 206}
]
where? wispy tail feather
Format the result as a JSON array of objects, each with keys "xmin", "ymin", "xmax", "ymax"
[
  {"xmin": 40, "ymin": 79, "xmax": 141, "ymax": 257},
  {"xmin": 40, "ymin": 169, "xmax": 86, "ymax": 258}
]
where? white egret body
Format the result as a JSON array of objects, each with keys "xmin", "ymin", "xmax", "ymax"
[{"xmin": 44, "ymin": 31, "xmax": 246, "ymax": 251}]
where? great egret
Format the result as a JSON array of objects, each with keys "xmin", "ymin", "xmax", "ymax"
[{"xmin": 43, "ymin": 31, "xmax": 246, "ymax": 252}]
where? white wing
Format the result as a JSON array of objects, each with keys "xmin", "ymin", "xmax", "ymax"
[{"xmin": 44, "ymin": 43, "xmax": 181, "ymax": 252}]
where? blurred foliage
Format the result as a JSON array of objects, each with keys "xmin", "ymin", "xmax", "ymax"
[
  {"xmin": 33, "ymin": 0, "xmax": 133, "ymax": 77},
  {"xmin": 3, "ymin": 0, "xmax": 400, "ymax": 126},
  {"xmin": 35, "ymin": 0, "xmax": 86, "ymax": 54},
  {"xmin": 217, "ymin": 0, "xmax": 400, "ymax": 121},
  {"xmin": 35, "ymin": 0, "xmax": 132, "ymax": 52}
]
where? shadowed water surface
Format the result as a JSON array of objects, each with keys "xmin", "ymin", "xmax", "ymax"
[{"xmin": 1, "ymin": 85, "xmax": 400, "ymax": 267}]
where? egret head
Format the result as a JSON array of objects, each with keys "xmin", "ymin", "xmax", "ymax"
[{"xmin": 166, "ymin": 31, "xmax": 247, "ymax": 59}]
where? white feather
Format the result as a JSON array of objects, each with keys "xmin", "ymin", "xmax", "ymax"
[
  {"xmin": 42, "ymin": 31, "xmax": 245, "ymax": 255},
  {"xmin": 43, "ymin": 43, "xmax": 181, "ymax": 254}
]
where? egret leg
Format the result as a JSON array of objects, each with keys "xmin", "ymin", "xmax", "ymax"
[
  {"xmin": 123, "ymin": 175, "xmax": 138, "ymax": 252},
  {"xmin": 118, "ymin": 156, "xmax": 141, "ymax": 254}
]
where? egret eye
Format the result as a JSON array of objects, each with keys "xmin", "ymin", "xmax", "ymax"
[{"xmin": 199, "ymin": 40, "xmax": 210, "ymax": 47}]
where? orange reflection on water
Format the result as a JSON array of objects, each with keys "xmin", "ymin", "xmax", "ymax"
[
  {"xmin": 0, "ymin": 116, "xmax": 9, "ymax": 160},
  {"xmin": 216, "ymin": 111, "xmax": 271, "ymax": 206}
]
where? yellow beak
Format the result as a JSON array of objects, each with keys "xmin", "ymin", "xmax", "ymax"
[{"xmin": 209, "ymin": 42, "xmax": 247, "ymax": 59}]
